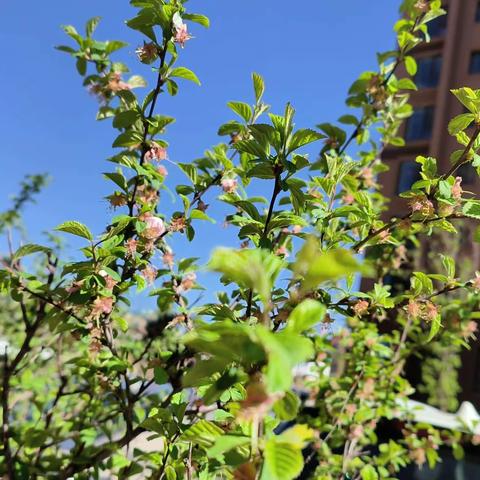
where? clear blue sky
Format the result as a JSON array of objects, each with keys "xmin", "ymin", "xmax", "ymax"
[{"xmin": 0, "ymin": 1, "xmax": 398, "ymax": 307}]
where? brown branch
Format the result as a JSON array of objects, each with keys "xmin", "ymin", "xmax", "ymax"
[
  {"xmin": 128, "ymin": 37, "xmax": 170, "ymax": 216},
  {"xmin": 2, "ymin": 348, "xmax": 15, "ymax": 479},
  {"xmin": 443, "ymin": 126, "xmax": 480, "ymax": 179},
  {"xmin": 245, "ymin": 171, "xmax": 282, "ymax": 318}
]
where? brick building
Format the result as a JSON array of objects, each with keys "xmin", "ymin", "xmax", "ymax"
[{"xmin": 379, "ymin": 0, "xmax": 480, "ymax": 409}]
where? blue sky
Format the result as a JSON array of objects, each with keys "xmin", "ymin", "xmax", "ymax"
[{"xmin": 0, "ymin": 1, "xmax": 398, "ymax": 308}]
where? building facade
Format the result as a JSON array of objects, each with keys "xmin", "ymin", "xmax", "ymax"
[{"xmin": 379, "ymin": 0, "xmax": 480, "ymax": 408}]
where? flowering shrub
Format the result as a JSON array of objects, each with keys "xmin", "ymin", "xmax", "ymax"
[{"xmin": 2, "ymin": 1, "xmax": 480, "ymax": 479}]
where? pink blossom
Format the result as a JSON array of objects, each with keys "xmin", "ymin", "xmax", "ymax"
[
  {"xmin": 275, "ymin": 245, "xmax": 289, "ymax": 257},
  {"xmin": 425, "ymin": 301, "xmax": 439, "ymax": 321},
  {"xmin": 145, "ymin": 143, "xmax": 167, "ymax": 162},
  {"xmin": 141, "ymin": 265, "xmax": 157, "ymax": 285},
  {"xmin": 169, "ymin": 216, "xmax": 187, "ymax": 233},
  {"xmin": 378, "ymin": 229, "xmax": 390, "ymax": 243},
  {"xmin": 452, "ymin": 176, "xmax": 463, "ymax": 201},
  {"xmin": 407, "ymin": 300, "xmax": 421, "ymax": 319},
  {"xmin": 349, "ymin": 425, "xmax": 364, "ymax": 441},
  {"xmin": 174, "ymin": 23, "xmax": 192, "ymax": 48},
  {"xmin": 179, "ymin": 272, "xmax": 196, "ymax": 292},
  {"xmin": 473, "ymin": 272, "xmax": 480, "ymax": 291},
  {"xmin": 108, "ymin": 72, "xmax": 131, "ymax": 93},
  {"xmin": 108, "ymin": 193, "xmax": 127, "ymax": 208},
  {"xmin": 409, "ymin": 196, "xmax": 434, "ymax": 217},
  {"xmin": 360, "ymin": 167, "xmax": 375, "ymax": 188},
  {"xmin": 163, "ymin": 251, "xmax": 175, "ymax": 267},
  {"xmin": 99, "ymin": 270, "xmax": 117, "ymax": 290},
  {"xmin": 221, "ymin": 178, "xmax": 238, "ymax": 194},
  {"xmin": 464, "ymin": 321, "xmax": 478, "ymax": 337},
  {"xmin": 90, "ymin": 296, "xmax": 114, "ymax": 319},
  {"xmin": 345, "ymin": 403, "xmax": 357, "ymax": 416},
  {"xmin": 135, "ymin": 42, "xmax": 158, "ymax": 64},
  {"xmin": 137, "ymin": 185, "xmax": 159, "ymax": 206},
  {"xmin": 353, "ymin": 300, "xmax": 369, "ymax": 317},
  {"xmin": 125, "ymin": 239, "xmax": 138, "ymax": 257},
  {"xmin": 342, "ymin": 193, "xmax": 355, "ymax": 205},
  {"xmin": 157, "ymin": 165, "xmax": 168, "ymax": 177},
  {"xmin": 141, "ymin": 213, "xmax": 166, "ymax": 240}
]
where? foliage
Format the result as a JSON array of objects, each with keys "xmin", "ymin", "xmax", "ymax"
[{"xmin": 2, "ymin": 1, "xmax": 480, "ymax": 479}]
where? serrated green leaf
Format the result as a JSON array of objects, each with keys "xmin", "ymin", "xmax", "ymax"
[
  {"xmin": 228, "ymin": 101, "xmax": 252, "ymax": 123},
  {"xmin": 180, "ymin": 420, "xmax": 224, "ymax": 447},
  {"xmin": 183, "ymin": 13, "xmax": 210, "ymax": 28},
  {"xmin": 207, "ymin": 435, "xmax": 250, "ymax": 458},
  {"xmin": 252, "ymin": 72, "xmax": 265, "ymax": 102},
  {"xmin": 190, "ymin": 209, "xmax": 215, "ymax": 223},
  {"xmin": 263, "ymin": 440, "xmax": 303, "ymax": 480},
  {"xmin": 55, "ymin": 221, "xmax": 93, "ymax": 241},
  {"xmin": 448, "ymin": 113, "xmax": 475, "ymax": 135},
  {"xmin": 169, "ymin": 67, "xmax": 201, "ymax": 85},
  {"xmin": 361, "ymin": 464, "xmax": 379, "ymax": 480},
  {"xmin": 13, "ymin": 244, "xmax": 52, "ymax": 260}
]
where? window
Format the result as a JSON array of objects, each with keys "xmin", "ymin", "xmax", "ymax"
[
  {"xmin": 415, "ymin": 56, "xmax": 442, "ymax": 88},
  {"xmin": 470, "ymin": 52, "xmax": 480, "ymax": 74},
  {"xmin": 428, "ymin": 11, "xmax": 447, "ymax": 37},
  {"xmin": 405, "ymin": 106, "xmax": 435, "ymax": 141},
  {"xmin": 458, "ymin": 163, "xmax": 476, "ymax": 185},
  {"xmin": 476, "ymin": 2, "xmax": 480, "ymax": 22},
  {"xmin": 397, "ymin": 161, "xmax": 421, "ymax": 193}
]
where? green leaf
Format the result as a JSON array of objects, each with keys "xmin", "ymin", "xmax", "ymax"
[
  {"xmin": 76, "ymin": 58, "xmax": 87, "ymax": 76},
  {"xmin": 154, "ymin": 367, "xmax": 168, "ymax": 385},
  {"xmin": 127, "ymin": 75, "xmax": 147, "ymax": 88},
  {"xmin": 104, "ymin": 172, "xmax": 127, "ymax": 191},
  {"xmin": 451, "ymin": 88, "xmax": 479, "ymax": 114},
  {"xmin": 208, "ymin": 248, "xmax": 284, "ymax": 305},
  {"xmin": 255, "ymin": 327, "xmax": 313, "ymax": 392},
  {"xmin": 396, "ymin": 78, "xmax": 417, "ymax": 91},
  {"xmin": 294, "ymin": 237, "xmax": 361, "ymax": 290},
  {"xmin": 288, "ymin": 129, "xmax": 323, "ymax": 153},
  {"xmin": 86, "ymin": 16, "xmax": 101, "ymax": 37},
  {"xmin": 273, "ymin": 391, "xmax": 300, "ymax": 421},
  {"xmin": 448, "ymin": 113, "xmax": 475, "ymax": 135},
  {"xmin": 113, "ymin": 110, "xmax": 140, "ymax": 129},
  {"xmin": 180, "ymin": 420, "xmax": 224, "ymax": 448},
  {"xmin": 405, "ymin": 55, "xmax": 417, "ymax": 76},
  {"xmin": 55, "ymin": 221, "xmax": 93, "ymax": 241},
  {"xmin": 252, "ymin": 72, "xmax": 265, "ymax": 102},
  {"xmin": 169, "ymin": 67, "xmax": 201, "ymax": 85},
  {"xmin": 286, "ymin": 299, "xmax": 326, "ymax": 333},
  {"xmin": 263, "ymin": 440, "xmax": 303, "ymax": 480},
  {"xmin": 190, "ymin": 209, "xmax": 215, "ymax": 223},
  {"xmin": 13, "ymin": 244, "xmax": 52, "ymax": 260},
  {"xmin": 427, "ymin": 313, "xmax": 442, "ymax": 342},
  {"xmin": 227, "ymin": 101, "xmax": 252, "ymax": 123},
  {"xmin": 463, "ymin": 201, "xmax": 480, "ymax": 219},
  {"xmin": 112, "ymin": 131, "xmax": 143, "ymax": 148},
  {"xmin": 183, "ymin": 13, "xmax": 210, "ymax": 28},
  {"xmin": 207, "ymin": 435, "xmax": 250, "ymax": 458},
  {"xmin": 338, "ymin": 114, "xmax": 359, "ymax": 126},
  {"xmin": 361, "ymin": 465, "xmax": 379, "ymax": 480}
]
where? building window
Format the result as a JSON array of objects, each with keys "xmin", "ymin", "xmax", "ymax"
[
  {"xmin": 458, "ymin": 163, "xmax": 476, "ymax": 185},
  {"xmin": 405, "ymin": 106, "xmax": 435, "ymax": 141},
  {"xmin": 397, "ymin": 161, "xmax": 421, "ymax": 193},
  {"xmin": 476, "ymin": 2, "xmax": 480, "ymax": 22},
  {"xmin": 428, "ymin": 12, "xmax": 447, "ymax": 37},
  {"xmin": 470, "ymin": 52, "xmax": 480, "ymax": 74},
  {"xmin": 415, "ymin": 56, "xmax": 442, "ymax": 88}
]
